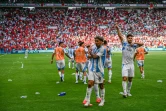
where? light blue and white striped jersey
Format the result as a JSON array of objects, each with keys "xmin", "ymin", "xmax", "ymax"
[
  {"xmin": 89, "ymin": 45, "xmax": 106, "ymax": 77},
  {"xmin": 68, "ymin": 48, "xmax": 75, "ymax": 58},
  {"xmin": 75, "ymin": 45, "xmax": 79, "ymax": 50},
  {"xmin": 105, "ymin": 46, "xmax": 112, "ymax": 60},
  {"xmin": 122, "ymin": 41, "xmax": 138, "ymax": 64}
]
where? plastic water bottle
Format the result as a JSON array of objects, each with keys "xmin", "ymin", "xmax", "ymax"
[{"xmin": 58, "ymin": 92, "xmax": 66, "ymax": 96}]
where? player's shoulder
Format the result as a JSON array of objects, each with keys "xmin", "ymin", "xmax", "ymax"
[
  {"xmin": 122, "ymin": 41, "xmax": 128, "ymax": 46},
  {"xmin": 100, "ymin": 46, "xmax": 106, "ymax": 52}
]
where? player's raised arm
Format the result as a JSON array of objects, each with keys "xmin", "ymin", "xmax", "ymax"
[
  {"xmin": 115, "ymin": 24, "xmax": 124, "ymax": 43},
  {"xmin": 133, "ymin": 42, "xmax": 144, "ymax": 47}
]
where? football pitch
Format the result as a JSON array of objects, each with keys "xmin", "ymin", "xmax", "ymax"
[{"xmin": 0, "ymin": 52, "xmax": 166, "ymax": 111}]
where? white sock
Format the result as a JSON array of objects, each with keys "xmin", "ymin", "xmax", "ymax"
[
  {"xmin": 84, "ymin": 87, "xmax": 88, "ymax": 100},
  {"xmin": 108, "ymin": 70, "xmax": 112, "ymax": 81},
  {"xmin": 122, "ymin": 81, "xmax": 127, "ymax": 95},
  {"xmin": 80, "ymin": 72, "xmax": 83, "ymax": 79},
  {"xmin": 100, "ymin": 88, "xmax": 105, "ymax": 101},
  {"xmin": 58, "ymin": 72, "xmax": 61, "ymax": 77},
  {"xmin": 84, "ymin": 76, "xmax": 86, "ymax": 83},
  {"xmin": 72, "ymin": 62, "xmax": 74, "ymax": 68},
  {"xmin": 127, "ymin": 82, "xmax": 132, "ymax": 94},
  {"xmin": 79, "ymin": 72, "xmax": 83, "ymax": 80},
  {"xmin": 141, "ymin": 70, "xmax": 145, "ymax": 78},
  {"xmin": 94, "ymin": 84, "xmax": 100, "ymax": 98},
  {"xmin": 68, "ymin": 62, "xmax": 71, "ymax": 68},
  {"xmin": 75, "ymin": 73, "xmax": 78, "ymax": 81},
  {"xmin": 86, "ymin": 87, "xmax": 92, "ymax": 102}
]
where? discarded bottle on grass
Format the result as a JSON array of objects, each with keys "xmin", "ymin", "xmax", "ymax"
[{"xmin": 58, "ymin": 92, "xmax": 66, "ymax": 96}]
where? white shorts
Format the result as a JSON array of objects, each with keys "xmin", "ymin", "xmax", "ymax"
[
  {"xmin": 137, "ymin": 60, "xmax": 144, "ymax": 67},
  {"xmin": 68, "ymin": 58, "xmax": 74, "ymax": 62},
  {"xmin": 76, "ymin": 63, "xmax": 86, "ymax": 72},
  {"xmin": 56, "ymin": 60, "xmax": 65, "ymax": 70},
  {"xmin": 88, "ymin": 71, "xmax": 104, "ymax": 84},
  {"xmin": 122, "ymin": 63, "xmax": 134, "ymax": 77},
  {"xmin": 105, "ymin": 58, "xmax": 112, "ymax": 68}
]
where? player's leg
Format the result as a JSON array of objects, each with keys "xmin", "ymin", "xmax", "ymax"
[
  {"xmin": 107, "ymin": 60, "xmax": 112, "ymax": 83},
  {"xmin": 127, "ymin": 63, "xmax": 135, "ymax": 96},
  {"xmin": 58, "ymin": 70, "xmax": 62, "ymax": 81},
  {"xmin": 83, "ymin": 71, "xmax": 87, "ymax": 84},
  {"xmin": 108, "ymin": 68, "xmax": 112, "ymax": 83},
  {"xmin": 83, "ymin": 80, "xmax": 101, "ymax": 103},
  {"xmin": 83, "ymin": 71, "xmax": 94, "ymax": 107},
  {"xmin": 72, "ymin": 59, "xmax": 75, "ymax": 69},
  {"xmin": 139, "ymin": 66, "xmax": 144, "ymax": 78},
  {"xmin": 137, "ymin": 60, "xmax": 144, "ymax": 78},
  {"xmin": 98, "ymin": 74, "xmax": 105, "ymax": 106},
  {"xmin": 61, "ymin": 60, "xmax": 65, "ymax": 81},
  {"xmin": 56, "ymin": 61, "xmax": 62, "ymax": 81},
  {"xmin": 68, "ymin": 59, "xmax": 71, "ymax": 68},
  {"xmin": 61, "ymin": 69, "xmax": 65, "ymax": 82},
  {"xmin": 127, "ymin": 77, "xmax": 133, "ymax": 96},
  {"xmin": 75, "ymin": 63, "xmax": 79, "ymax": 83},
  {"xmin": 93, "ymin": 83, "xmax": 101, "ymax": 103},
  {"xmin": 79, "ymin": 72, "xmax": 83, "ymax": 80},
  {"xmin": 122, "ymin": 64, "xmax": 128, "ymax": 98},
  {"xmin": 84, "ymin": 80, "xmax": 94, "ymax": 106},
  {"xmin": 141, "ymin": 60, "xmax": 145, "ymax": 78},
  {"xmin": 142, "ymin": 66, "xmax": 145, "ymax": 78},
  {"xmin": 82, "ymin": 63, "xmax": 87, "ymax": 84},
  {"xmin": 75, "ymin": 70, "xmax": 79, "ymax": 84}
]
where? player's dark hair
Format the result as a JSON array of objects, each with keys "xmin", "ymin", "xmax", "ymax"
[
  {"xmin": 87, "ymin": 45, "xmax": 90, "ymax": 48},
  {"xmin": 59, "ymin": 42, "xmax": 64, "ymax": 46},
  {"xmin": 78, "ymin": 41, "xmax": 84, "ymax": 46},
  {"xmin": 126, "ymin": 34, "xmax": 134, "ymax": 38},
  {"xmin": 104, "ymin": 40, "xmax": 107, "ymax": 45},
  {"xmin": 95, "ymin": 36, "xmax": 104, "ymax": 42}
]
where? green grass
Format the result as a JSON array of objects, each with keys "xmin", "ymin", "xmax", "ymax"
[{"xmin": 0, "ymin": 52, "xmax": 166, "ymax": 111}]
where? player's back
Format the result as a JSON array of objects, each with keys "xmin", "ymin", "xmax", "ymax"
[
  {"xmin": 75, "ymin": 47, "xmax": 86, "ymax": 63},
  {"xmin": 55, "ymin": 47, "xmax": 64, "ymax": 61},
  {"xmin": 136, "ymin": 47, "xmax": 145, "ymax": 60}
]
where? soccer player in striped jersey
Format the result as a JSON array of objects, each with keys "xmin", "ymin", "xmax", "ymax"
[
  {"xmin": 74, "ymin": 41, "xmax": 87, "ymax": 84},
  {"xmin": 103, "ymin": 40, "xmax": 113, "ymax": 83},
  {"xmin": 116, "ymin": 24, "xmax": 143, "ymax": 98},
  {"xmin": 83, "ymin": 36, "xmax": 106, "ymax": 107},
  {"xmin": 51, "ymin": 42, "xmax": 71, "ymax": 82},
  {"xmin": 68, "ymin": 46, "xmax": 75, "ymax": 69},
  {"xmin": 134, "ymin": 46, "xmax": 148, "ymax": 79},
  {"xmin": 82, "ymin": 45, "xmax": 101, "ymax": 104}
]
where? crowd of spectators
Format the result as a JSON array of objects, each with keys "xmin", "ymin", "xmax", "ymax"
[
  {"xmin": 0, "ymin": 0, "xmax": 164, "ymax": 4},
  {"xmin": 0, "ymin": 8, "xmax": 166, "ymax": 53}
]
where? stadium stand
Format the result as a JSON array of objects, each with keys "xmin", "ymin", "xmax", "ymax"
[{"xmin": 0, "ymin": 7, "xmax": 166, "ymax": 53}]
